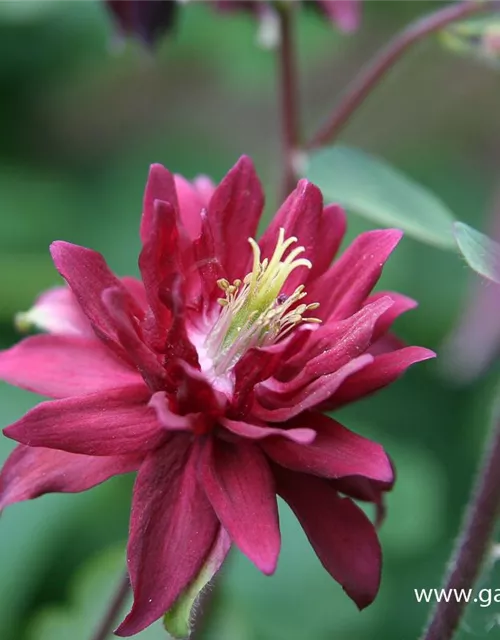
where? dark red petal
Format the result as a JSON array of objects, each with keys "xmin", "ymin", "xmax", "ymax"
[
  {"xmin": 275, "ymin": 467, "xmax": 381, "ymax": 609},
  {"xmin": 254, "ymin": 354, "xmax": 373, "ymax": 422},
  {"xmin": 0, "ymin": 334, "xmax": 141, "ymax": 399},
  {"xmin": 0, "ymin": 445, "xmax": 142, "ymax": 510},
  {"xmin": 50, "ymin": 241, "xmax": 141, "ymax": 350},
  {"xmin": 4, "ymin": 386, "xmax": 165, "ymax": 456},
  {"xmin": 116, "ymin": 437, "xmax": 218, "ymax": 637},
  {"xmin": 102, "ymin": 287, "xmax": 166, "ymax": 391},
  {"xmin": 308, "ymin": 229, "xmax": 403, "ymax": 322},
  {"xmin": 326, "ymin": 346, "xmax": 435, "ymax": 410},
  {"xmin": 205, "ymin": 156, "xmax": 264, "ymax": 281},
  {"xmin": 140, "ymin": 163, "xmax": 179, "ymax": 244},
  {"xmin": 106, "ymin": 0, "xmax": 177, "ymax": 47},
  {"xmin": 365, "ymin": 291, "xmax": 417, "ymax": 342},
  {"xmin": 199, "ymin": 437, "xmax": 280, "ymax": 575},
  {"xmin": 222, "ymin": 418, "xmax": 316, "ymax": 444},
  {"xmin": 333, "ymin": 473, "xmax": 394, "ymax": 528},
  {"xmin": 262, "ymin": 412, "xmax": 393, "ymax": 483},
  {"xmin": 309, "ymin": 203, "xmax": 346, "ymax": 279}
]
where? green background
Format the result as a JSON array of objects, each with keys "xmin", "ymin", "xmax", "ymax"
[{"xmin": 1, "ymin": 1, "xmax": 499, "ymax": 639}]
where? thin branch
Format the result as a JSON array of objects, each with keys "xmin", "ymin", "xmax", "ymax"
[
  {"xmin": 277, "ymin": 4, "xmax": 300, "ymax": 200},
  {"xmin": 308, "ymin": 0, "xmax": 493, "ymax": 149},
  {"xmin": 420, "ymin": 408, "xmax": 500, "ymax": 640},
  {"xmin": 91, "ymin": 572, "xmax": 130, "ymax": 640}
]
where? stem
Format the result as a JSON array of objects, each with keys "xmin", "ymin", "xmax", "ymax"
[
  {"xmin": 91, "ymin": 572, "xmax": 130, "ymax": 640},
  {"xmin": 277, "ymin": 4, "xmax": 300, "ymax": 200},
  {"xmin": 308, "ymin": 0, "xmax": 492, "ymax": 149},
  {"xmin": 421, "ymin": 410, "xmax": 500, "ymax": 640}
]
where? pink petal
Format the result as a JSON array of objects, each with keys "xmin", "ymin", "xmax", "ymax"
[
  {"xmin": 205, "ymin": 156, "xmax": 264, "ymax": 281},
  {"xmin": 193, "ymin": 175, "xmax": 216, "ymax": 204},
  {"xmin": 275, "ymin": 467, "xmax": 381, "ymax": 609},
  {"xmin": 262, "ymin": 412, "xmax": 393, "ymax": 483},
  {"xmin": 174, "ymin": 174, "xmax": 205, "ymax": 239},
  {"xmin": 16, "ymin": 286, "xmax": 93, "ymax": 337},
  {"xmin": 222, "ymin": 418, "xmax": 316, "ymax": 444},
  {"xmin": 319, "ymin": 0, "xmax": 361, "ymax": 33},
  {"xmin": 254, "ymin": 354, "xmax": 373, "ymax": 422},
  {"xmin": 326, "ymin": 346, "xmax": 436, "ymax": 410},
  {"xmin": 50, "ymin": 241, "xmax": 142, "ymax": 350},
  {"xmin": 140, "ymin": 163, "xmax": 179, "ymax": 244},
  {"xmin": 116, "ymin": 437, "xmax": 218, "ymax": 636},
  {"xmin": 0, "ymin": 334, "xmax": 142, "ymax": 398},
  {"xmin": 199, "ymin": 437, "xmax": 280, "ymax": 575},
  {"xmin": 4, "ymin": 385, "xmax": 165, "ymax": 456},
  {"xmin": 308, "ymin": 229, "xmax": 403, "ymax": 322},
  {"xmin": 0, "ymin": 445, "xmax": 142, "ymax": 510}
]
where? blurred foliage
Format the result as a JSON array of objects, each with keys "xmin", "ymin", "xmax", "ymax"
[{"xmin": 1, "ymin": 1, "xmax": 500, "ymax": 640}]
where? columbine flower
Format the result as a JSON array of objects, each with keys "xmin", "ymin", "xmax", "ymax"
[{"xmin": 0, "ymin": 157, "xmax": 433, "ymax": 636}]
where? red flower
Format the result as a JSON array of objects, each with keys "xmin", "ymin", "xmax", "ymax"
[
  {"xmin": 0, "ymin": 157, "xmax": 433, "ymax": 636},
  {"xmin": 105, "ymin": 0, "xmax": 178, "ymax": 47}
]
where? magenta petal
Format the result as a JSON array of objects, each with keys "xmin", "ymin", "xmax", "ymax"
[
  {"xmin": 0, "ymin": 334, "xmax": 142, "ymax": 398},
  {"xmin": 262, "ymin": 412, "xmax": 393, "ymax": 483},
  {"xmin": 174, "ymin": 174, "xmax": 205, "ymax": 239},
  {"xmin": 275, "ymin": 467, "xmax": 381, "ymax": 609},
  {"xmin": 0, "ymin": 445, "xmax": 142, "ymax": 510},
  {"xmin": 199, "ymin": 437, "xmax": 280, "ymax": 575},
  {"xmin": 319, "ymin": 0, "xmax": 361, "ymax": 33},
  {"xmin": 4, "ymin": 385, "xmax": 165, "ymax": 456},
  {"xmin": 140, "ymin": 163, "xmax": 179, "ymax": 244},
  {"xmin": 116, "ymin": 437, "xmax": 218, "ymax": 637},
  {"xmin": 365, "ymin": 291, "xmax": 417, "ymax": 342},
  {"xmin": 309, "ymin": 229, "xmax": 403, "ymax": 322},
  {"xmin": 222, "ymin": 418, "xmax": 316, "ymax": 444},
  {"xmin": 50, "ymin": 241, "xmax": 141, "ymax": 348},
  {"xmin": 206, "ymin": 155, "xmax": 264, "ymax": 281},
  {"xmin": 327, "ymin": 346, "xmax": 436, "ymax": 410}
]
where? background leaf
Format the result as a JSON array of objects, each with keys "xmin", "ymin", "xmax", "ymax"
[
  {"xmin": 454, "ymin": 221, "xmax": 500, "ymax": 284},
  {"xmin": 305, "ymin": 145, "xmax": 456, "ymax": 249}
]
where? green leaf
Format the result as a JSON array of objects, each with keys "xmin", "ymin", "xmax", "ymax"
[
  {"xmin": 440, "ymin": 15, "xmax": 500, "ymax": 69},
  {"xmin": 305, "ymin": 146, "xmax": 456, "ymax": 250},
  {"xmin": 453, "ymin": 221, "xmax": 500, "ymax": 284}
]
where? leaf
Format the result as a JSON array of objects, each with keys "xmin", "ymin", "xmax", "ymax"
[
  {"xmin": 27, "ymin": 546, "xmax": 168, "ymax": 640},
  {"xmin": 305, "ymin": 146, "xmax": 456, "ymax": 250},
  {"xmin": 453, "ymin": 222, "xmax": 500, "ymax": 284},
  {"xmin": 440, "ymin": 15, "xmax": 500, "ymax": 69}
]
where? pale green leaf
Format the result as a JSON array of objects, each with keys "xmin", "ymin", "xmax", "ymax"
[
  {"xmin": 454, "ymin": 221, "xmax": 500, "ymax": 284},
  {"xmin": 305, "ymin": 146, "xmax": 456, "ymax": 250}
]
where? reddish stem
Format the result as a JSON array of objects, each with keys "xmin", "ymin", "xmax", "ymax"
[
  {"xmin": 421, "ymin": 410, "xmax": 500, "ymax": 640},
  {"xmin": 90, "ymin": 572, "xmax": 130, "ymax": 640},
  {"xmin": 277, "ymin": 4, "xmax": 300, "ymax": 200},
  {"xmin": 308, "ymin": 1, "xmax": 492, "ymax": 149}
]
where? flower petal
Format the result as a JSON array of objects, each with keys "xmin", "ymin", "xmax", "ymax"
[
  {"xmin": 205, "ymin": 156, "xmax": 264, "ymax": 281},
  {"xmin": 3, "ymin": 385, "xmax": 165, "ymax": 456},
  {"xmin": 116, "ymin": 436, "xmax": 218, "ymax": 637},
  {"xmin": 0, "ymin": 334, "xmax": 142, "ymax": 398},
  {"xmin": 174, "ymin": 174, "xmax": 206, "ymax": 239},
  {"xmin": 326, "ymin": 346, "xmax": 436, "ymax": 410},
  {"xmin": 199, "ymin": 437, "xmax": 280, "ymax": 575},
  {"xmin": 308, "ymin": 229, "xmax": 403, "ymax": 322},
  {"xmin": 318, "ymin": 0, "xmax": 361, "ymax": 33},
  {"xmin": 222, "ymin": 418, "xmax": 316, "ymax": 444},
  {"xmin": 262, "ymin": 412, "xmax": 393, "ymax": 483},
  {"xmin": 365, "ymin": 291, "xmax": 417, "ymax": 342},
  {"xmin": 15, "ymin": 286, "xmax": 93, "ymax": 337},
  {"xmin": 140, "ymin": 163, "xmax": 179, "ymax": 244},
  {"xmin": 275, "ymin": 467, "xmax": 381, "ymax": 609},
  {"xmin": 0, "ymin": 445, "xmax": 142, "ymax": 510},
  {"xmin": 50, "ymin": 241, "xmax": 142, "ymax": 350}
]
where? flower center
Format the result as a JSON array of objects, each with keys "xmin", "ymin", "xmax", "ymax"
[{"xmin": 204, "ymin": 228, "xmax": 321, "ymax": 376}]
